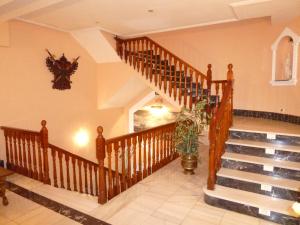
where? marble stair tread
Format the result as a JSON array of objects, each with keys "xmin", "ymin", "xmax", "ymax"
[
  {"xmin": 203, "ymin": 185, "xmax": 298, "ymax": 217},
  {"xmin": 231, "ymin": 116, "xmax": 300, "ymax": 137},
  {"xmin": 226, "ymin": 138, "xmax": 300, "ymax": 153},
  {"xmin": 222, "ymin": 152, "xmax": 300, "ymax": 171},
  {"xmin": 217, "ymin": 168, "xmax": 300, "ymax": 191}
]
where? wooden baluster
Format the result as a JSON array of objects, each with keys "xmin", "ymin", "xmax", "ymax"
[
  {"xmin": 31, "ymin": 135, "xmax": 38, "ymax": 180},
  {"xmin": 145, "ymin": 40, "xmax": 149, "ymax": 79},
  {"xmin": 94, "ymin": 166, "xmax": 98, "ymax": 196},
  {"xmin": 96, "ymin": 126, "xmax": 107, "ymax": 204},
  {"xmin": 8, "ymin": 132, "xmax": 14, "ymax": 170},
  {"xmin": 21, "ymin": 134, "xmax": 27, "ymax": 175},
  {"xmin": 72, "ymin": 157, "xmax": 78, "ymax": 192},
  {"xmin": 170, "ymin": 127, "xmax": 175, "ymax": 158},
  {"xmin": 124, "ymin": 41, "xmax": 128, "ymax": 63},
  {"xmin": 132, "ymin": 136, "xmax": 137, "ymax": 184},
  {"xmin": 58, "ymin": 151, "xmax": 64, "ymax": 188},
  {"xmin": 78, "ymin": 159, "xmax": 83, "ymax": 193},
  {"xmin": 149, "ymin": 42, "xmax": 153, "ymax": 82},
  {"xmin": 159, "ymin": 47, "xmax": 163, "ymax": 89},
  {"xmin": 156, "ymin": 130, "xmax": 160, "ymax": 168},
  {"xmin": 142, "ymin": 133, "xmax": 147, "ymax": 178},
  {"xmin": 154, "ymin": 45, "xmax": 158, "ymax": 86},
  {"xmin": 207, "ymin": 110, "xmax": 217, "ymax": 190},
  {"xmin": 13, "ymin": 132, "xmax": 19, "ymax": 172},
  {"xmin": 166, "ymin": 128, "xmax": 170, "ymax": 162},
  {"xmin": 65, "ymin": 154, "xmax": 71, "ymax": 191},
  {"xmin": 26, "ymin": 134, "xmax": 32, "ymax": 177},
  {"xmin": 152, "ymin": 130, "xmax": 156, "ymax": 172},
  {"xmin": 227, "ymin": 64, "xmax": 234, "ymax": 126},
  {"xmin": 189, "ymin": 69, "xmax": 194, "ymax": 109},
  {"xmin": 107, "ymin": 143, "xmax": 113, "ymax": 199},
  {"xmin": 17, "ymin": 133, "xmax": 23, "ymax": 174},
  {"xmin": 121, "ymin": 139, "xmax": 126, "ymax": 191},
  {"xmin": 4, "ymin": 131, "xmax": 10, "ymax": 169},
  {"xmin": 215, "ymin": 83, "xmax": 220, "ymax": 109},
  {"xmin": 83, "ymin": 161, "xmax": 88, "ymax": 194},
  {"xmin": 137, "ymin": 134, "xmax": 142, "ymax": 181},
  {"xmin": 158, "ymin": 129, "xmax": 162, "ymax": 168},
  {"xmin": 200, "ymin": 76, "xmax": 204, "ymax": 101},
  {"xmin": 133, "ymin": 40, "xmax": 137, "ymax": 69},
  {"xmin": 178, "ymin": 62, "xmax": 183, "ymax": 104},
  {"xmin": 113, "ymin": 142, "xmax": 120, "ymax": 195},
  {"xmin": 89, "ymin": 164, "xmax": 93, "ymax": 195},
  {"xmin": 136, "ymin": 40, "xmax": 140, "ymax": 72},
  {"xmin": 141, "ymin": 39, "xmax": 145, "ymax": 75},
  {"xmin": 163, "ymin": 129, "xmax": 167, "ymax": 165},
  {"xmin": 147, "ymin": 132, "xmax": 151, "ymax": 175},
  {"xmin": 126, "ymin": 137, "xmax": 132, "ymax": 187},
  {"xmin": 36, "ymin": 138, "xmax": 43, "ymax": 182},
  {"xmin": 163, "ymin": 51, "xmax": 167, "ymax": 93},
  {"xmin": 206, "ymin": 64, "xmax": 212, "ymax": 112},
  {"xmin": 168, "ymin": 56, "xmax": 173, "ymax": 97},
  {"xmin": 128, "ymin": 41, "xmax": 132, "ymax": 66},
  {"xmin": 184, "ymin": 65, "xmax": 188, "ymax": 107},
  {"xmin": 173, "ymin": 59, "xmax": 177, "ymax": 101},
  {"xmin": 51, "ymin": 148, "xmax": 58, "ymax": 188},
  {"xmin": 40, "ymin": 120, "xmax": 50, "ymax": 184}
]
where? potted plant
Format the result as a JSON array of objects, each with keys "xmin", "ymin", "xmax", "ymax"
[{"xmin": 174, "ymin": 100, "xmax": 210, "ymax": 174}]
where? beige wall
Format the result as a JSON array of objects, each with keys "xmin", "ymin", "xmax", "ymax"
[
  {"xmin": 0, "ymin": 20, "xmax": 125, "ymax": 161},
  {"xmin": 148, "ymin": 17, "xmax": 300, "ymax": 116}
]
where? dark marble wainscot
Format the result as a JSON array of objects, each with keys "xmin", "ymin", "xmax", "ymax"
[
  {"xmin": 204, "ymin": 194, "xmax": 300, "ymax": 225},
  {"xmin": 229, "ymin": 131, "xmax": 300, "ymax": 146},
  {"xmin": 6, "ymin": 182, "xmax": 110, "ymax": 225},
  {"xmin": 226, "ymin": 144, "xmax": 300, "ymax": 162},
  {"xmin": 216, "ymin": 176, "xmax": 299, "ymax": 201},
  {"xmin": 233, "ymin": 109, "xmax": 300, "ymax": 125},
  {"xmin": 221, "ymin": 159, "xmax": 300, "ymax": 181}
]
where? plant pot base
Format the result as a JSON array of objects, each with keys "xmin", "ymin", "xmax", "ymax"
[{"xmin": 181, "ymin": 155, "xmax": 197, "ymax": 175}]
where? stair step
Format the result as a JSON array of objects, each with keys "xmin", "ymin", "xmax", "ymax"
[
  {"xmin": 217, "ymin": 168, "xmax": 300, "ymax": 192},
  {"xmin": 203, "ymin": 185, "xmax": 298, "ymax": 219},
  {"xmin": 226, "ymin": 139, "xmax": 300, "ymax": 153},
  {"xmin": 222, "ymin": 152, "xmax": 300, "ymax": 171}
]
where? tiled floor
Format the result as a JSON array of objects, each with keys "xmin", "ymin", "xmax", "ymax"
[{"xmin": 5, "ymin": 142, "xmax": 280, "ymax": 225}]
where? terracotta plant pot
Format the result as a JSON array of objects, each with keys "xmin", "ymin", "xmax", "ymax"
[{"xmin": 181, "ymin": 154, "xmax": 198, "ymax": 175}]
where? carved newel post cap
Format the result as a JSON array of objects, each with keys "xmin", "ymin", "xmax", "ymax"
[
  {"xmin": 207, "ymin": 64, "xmax": 212, "ymax": 69},
  {"xmin": 228, "ymin": 64, "xmax": 233, "ymax": 71},
  {"xmin": 41, "ymin": 120, "xmax": 47, "ymax": 127},
  {"xmin": 97, "ymin": 126, "xmax": 103, "ymax": 137}
]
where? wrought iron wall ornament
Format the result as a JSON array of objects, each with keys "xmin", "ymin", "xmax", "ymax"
[{"xmin": 46, "ymin": 49, "xmax": 80, "ymax": 90}]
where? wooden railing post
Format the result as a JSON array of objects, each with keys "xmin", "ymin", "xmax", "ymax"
[
  {"xmin": 227, "ymin": 64, "xmax": 234, "ymax": 126},
  {"xmin": 207, "ymin": 110, "xmax": 216, "ymax": 190},
  {"xmin": 96, "ymin": 126, "xmax": 107, "ymax": 204},
  {"xmin": 40, "ymin": 120, "xmax": 50, "ymax": 184},
  {"xmin": 206, "ymin": 64, "xmax": 212, "ymax": 112},
  {"xmin": 115, "ymin": 36, "xmax": 123, "ymax": 59}
]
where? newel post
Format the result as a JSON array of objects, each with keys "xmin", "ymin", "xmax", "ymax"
[
  {"xmin": 227, "ymin": 64, "xmax": 234, "ymax": 126},
  {"xmin": 206, "ymin": 64, "xmax": 212, "ymax": 112},
  {"xmin": 207, "ymin": 109, "xmax": 217, "ymax": 190},
  {"xmin": 40, "ymin": 120, "xmax": 50, "ymax": 184},
  {"xmin": 96, "ymin": 126, "xmax": 107, "ymax": 204}
]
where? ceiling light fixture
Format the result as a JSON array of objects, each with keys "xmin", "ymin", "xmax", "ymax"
[{"xmin": 147, "ymin": 9, "xmax": 154, "ymax": 13}]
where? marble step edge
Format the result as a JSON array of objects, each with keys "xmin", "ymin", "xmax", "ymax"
[
  {"xmin": 229, "ymin": 127, "xmax": 300, "ymax": 138},
  {"xmin": 222, "ymin": 152, "xmax": 300, "ymax": 171},
  {"xmin": 217, "ymin": 168, "xmax": 300, "ymax": 192},
  {"xmin": 226, "ymin": 138, "xmax": 300, "ymax": 153},
  {"xmin": 203, "ymin": 185, "xmax": 298, "ymax": 218}
]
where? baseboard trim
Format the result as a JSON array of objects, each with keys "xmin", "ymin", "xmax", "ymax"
[{"xmin": 233, "ymin": 109, "xmax": 300, "ymax": 125}]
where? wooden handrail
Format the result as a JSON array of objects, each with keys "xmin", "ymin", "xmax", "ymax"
[
  {"xmin": 1, "ymin": 126, "xmax": 40, "ymax": 135},
  {"xmin": 207, "ymin": 64, "xmax": 234, "ymax": 190}
]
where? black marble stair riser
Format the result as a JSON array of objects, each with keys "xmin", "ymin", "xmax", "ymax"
[
  {"xmin": 230, "ymin": 131, "xmax": 300, "ymax": 146},
  {"xmin": 222, "ymin": 159, "xmax": 300, "ymax": 181},
  {"xmin": 226, "ymin": 144, "xmax": 300, "ymax": 162},
  {"xmin": 233, "ymin": 109, "xmax": 300, "ymax": 125},
  {"xmin": 204, "ymin": 195, "xmax": 299, "ymax": 225},
  {"xmin": 216, "ymin": 176, "xmax": 298, "ymax": 201}
]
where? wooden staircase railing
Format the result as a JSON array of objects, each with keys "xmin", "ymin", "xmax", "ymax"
[
  {"xmin": 96, "ymin": 122, "xmax": 177, "ymax": 204},
  {"xmin": 1, "ymin": 120, "xmax": 177, "ymax": 204},
  {"xmin": 115, "ymin": 36, "xmax": 228, "ymax": 110},
  {"xmin": 207, "ymin": 65, "xmax": 234, "ymax": 190}
]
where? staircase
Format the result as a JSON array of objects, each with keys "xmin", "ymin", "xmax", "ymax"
[{"xmin": 204, "ymin": 120, "xmax": 300, "ymax": 225}]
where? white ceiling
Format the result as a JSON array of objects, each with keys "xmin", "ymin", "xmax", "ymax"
[{"xmin": 1, "ymin": 0, "xmax": 300, "ymax": 36}]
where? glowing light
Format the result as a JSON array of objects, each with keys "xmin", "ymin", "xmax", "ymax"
[
  {"xmin": 74, "ymin": 129, "xmax": 89, "ymax": 147},
  {"xmin": 292, "ymin": 202, "xmax": 300, "ymax": 216},
  {"xmin": 145, "ymin": 105, "xmax": 169, "ymax": 116}
]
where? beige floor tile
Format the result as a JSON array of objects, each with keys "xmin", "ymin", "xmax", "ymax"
[
  {"xmin": 53, "ymin": 217, "xmax": 82, "ymax": 225},
  {"xmin": 141, "ymin": 215, "xmax": 178, "ymax": 225},
  {"xmin": 0, "ymin": 214, "xmax": 14, "ymax": 225},
  {"xmin": 107, "ymin": 207, "xmax": 150, "ymax": 225},
  {"xmin": 259, "ymin": 220, "xmax": 280, "ymax": 225},
  {"xmin": 220, "ymin": 211, "xmax": 260, "ymax": 225}
]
